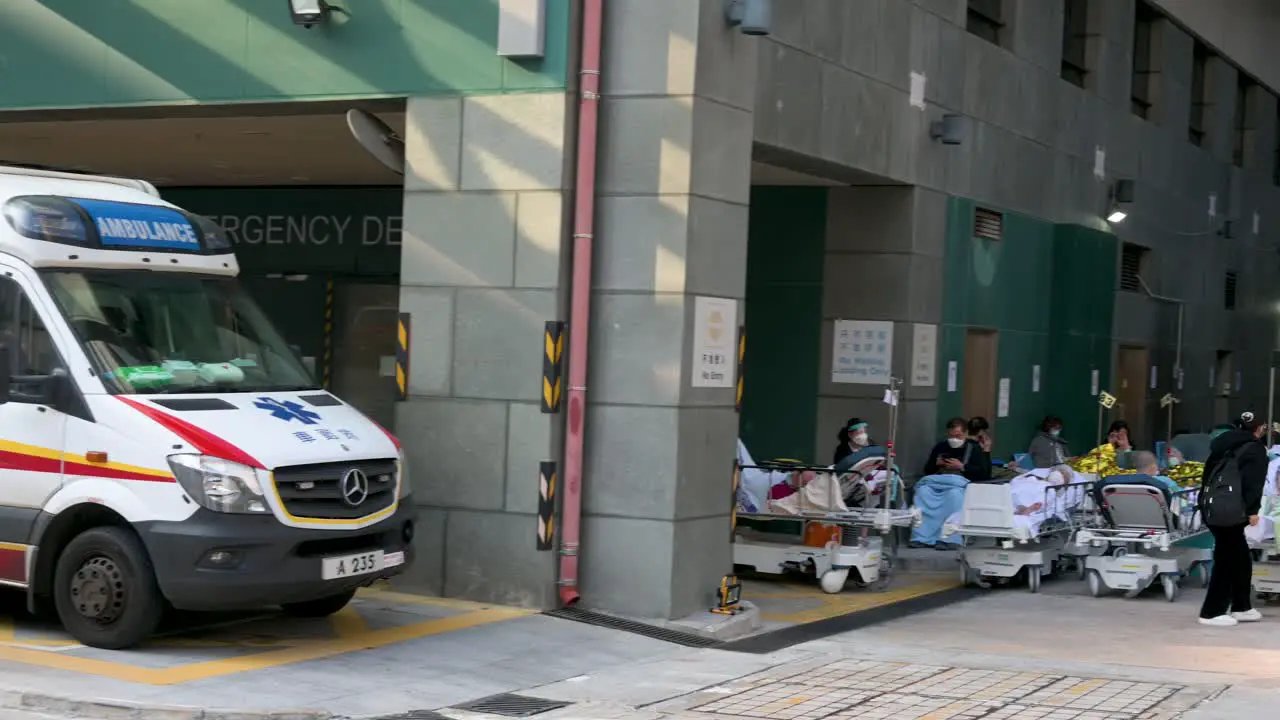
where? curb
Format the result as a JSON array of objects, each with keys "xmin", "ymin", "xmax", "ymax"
[{"xmin": 0, "ymin": 688, "xmax": 330, "ymax": 720}]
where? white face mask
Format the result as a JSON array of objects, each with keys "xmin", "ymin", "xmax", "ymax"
[
  {"xmin": 852, "ymin": 432, "xmax": 869, "ymax": 447},
  {"xmin": 947, "ymin": 437, "xmax": 965, "ymax": 449},
  {"xmin": 1048, "ymin": 429, "xmax": 1061, "ymax": 437}
]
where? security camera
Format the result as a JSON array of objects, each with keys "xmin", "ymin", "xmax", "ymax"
[
  {"xmin": 929, "ymin": 114, "xmax": 967, "ymax": 146},
  {"xmin": 725, "ymin": 0, "xmax": 772, "ymax": 36}
]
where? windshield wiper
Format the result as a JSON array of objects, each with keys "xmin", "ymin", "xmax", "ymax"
[{"xmin": 144, "ymin": 385, "xmax": 229, "ymax": 395}]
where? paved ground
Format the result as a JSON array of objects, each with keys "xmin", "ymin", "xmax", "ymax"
[{"xmin": 0, "ymin": 565, "xmax": 1277, "ymax": 718}]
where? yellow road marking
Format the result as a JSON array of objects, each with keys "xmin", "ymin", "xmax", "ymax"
[
  {"xmin": 755, "ymin": 576, "xmax": 962, "ymax": 625},
  {"xmin": 0, "ymin": 606, "xmax": 530, "ymax": 685},
  {"xmin": 330, "ymin": 606, "xmax": 371, "ymax": 638}
]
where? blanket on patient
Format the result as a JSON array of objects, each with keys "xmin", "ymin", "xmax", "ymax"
[
  {"xmin": 1245, "ymin": 455, "xmax": 1280, "ymax": 548},
  {"xmin": 911, "ymin": 474, "xmax": 968, "ymax": 546}
]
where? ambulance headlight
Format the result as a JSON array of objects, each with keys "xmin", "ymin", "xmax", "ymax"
[
  {"xmin": 397, "ymin": 450, "xmax": 411, "ymax": 500},
  {"xmin": 3, "ymin": 196, "xmax": 90, "ymax": 245},
  {"xmin": 168, "ymin": 454, "xmax": 268, "ymax": 514}
]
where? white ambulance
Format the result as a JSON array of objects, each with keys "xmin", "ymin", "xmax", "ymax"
[{"xmin": 0, "ymin": 165, "xmax": 415, "ymax": 649}]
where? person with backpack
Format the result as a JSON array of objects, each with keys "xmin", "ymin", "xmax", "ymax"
[{"xmin": 1198, "ymin": 411, "xmax": 1269, "ymax": 627}]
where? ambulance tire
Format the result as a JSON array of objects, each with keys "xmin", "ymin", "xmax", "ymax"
[
  {"xmin": 54, "ymin": 526, "xmax": 163, "ymax": 650},
  {"xmin": 282, "ymin": 589, "xmax": 357, "ymax": 618}
]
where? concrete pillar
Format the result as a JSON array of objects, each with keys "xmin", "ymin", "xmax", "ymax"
[
  {"xmin": 1203, "ymin": 56, "xmax": 1239, "ymax": 162},
  {"xmin": 581, "ymin": 0, "xmax": 757, "ymax": 619},
  {"xmin": 394, "ymin": 91, "xmax": 571, "ymax": 607},
  {"xmin": 1151, "ymin": 18, "xmax": 1193, "ymax": 132},
  {"xmin": 816, "ymin": 187, "xmax": 947, "ymax": 475}
]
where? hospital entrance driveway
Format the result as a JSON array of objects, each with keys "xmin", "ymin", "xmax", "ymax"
[{"xmin": 0, "ymin": 577, "xmax": 1278, "ymax": 718}]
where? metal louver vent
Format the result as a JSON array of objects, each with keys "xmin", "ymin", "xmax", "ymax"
[
  {"xmin": 1225, "ymin": 271, "xmax": 1238, "ymax": 310},
  {"xmin": 1120, "ymin": 243, "xmax": 1145, "ymax": 292},
  {"xmin": 973, "ymin": 207, "xmax": 1003, "ymax": 240}
]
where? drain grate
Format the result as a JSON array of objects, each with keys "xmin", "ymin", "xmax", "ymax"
[
  {"xmin": 452, "ymin": 693, "xmax": 572, "ymax": 717},
  {"xmin": 542, "ymin": 606, "xmax": 722, "ymax": 648}
]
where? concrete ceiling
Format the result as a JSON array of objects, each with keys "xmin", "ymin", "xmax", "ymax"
[
  {"xmin": 0, "ymin": 109, "xmax": 851, "ymax": 188},
  {"xmin": 0, "ymin": 112, "xmax": 407, "ymax": 187}
]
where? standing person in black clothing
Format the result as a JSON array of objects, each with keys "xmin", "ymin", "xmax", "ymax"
[
  {"xmin": 923, "ymin": 417, "xmax": 991, "ymax": 483},
  {"xmin": 1198, "ymin": 411, "xmax": 1268, "ymax": 627}
]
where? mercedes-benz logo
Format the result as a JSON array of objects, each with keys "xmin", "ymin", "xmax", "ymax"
[{"xmin": 340, "ymin": 468, "xmax": 370, "ymax": 507}]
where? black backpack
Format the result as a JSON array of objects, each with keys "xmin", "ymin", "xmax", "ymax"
[{"xmin": 1200, "ymin": 445, "xmax": 1248, "ymax": 527}]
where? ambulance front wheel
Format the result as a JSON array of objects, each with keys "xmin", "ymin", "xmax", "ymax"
[
  {"xmin": 282, "ymin": 589, "xmax": 357, "ymax": 617},
  {"xmin": 53, "ymin": 526, "xmax": 164, "ymax": 650},
  {"xmin": 820, "ymin": 569, "xmax": 849, "ymax": 594}
]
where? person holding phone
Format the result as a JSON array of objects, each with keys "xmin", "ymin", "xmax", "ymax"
[{"xmin": 923, "ymin": 417, "xmax": 991, "ymax": 483}]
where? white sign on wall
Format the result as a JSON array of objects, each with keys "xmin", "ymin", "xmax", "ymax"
[
  {"xmin": 997, "ymin": 378, "xmax": 1011, "ymax": 418},
  {"xmin": 1091, "ymin": 369, "xmax": 1100, "ymax": 396},
  {"xmin": 1032, "ymin": 365, "xmax": 1041, "ymax": 393},
  {"xmin": 946, "ymin": 361, "xmax": 958, "ymax": 392},
  {"xmin": 911, "ymin": 324, "xmax": 937, "ymax": 387},
  {"xmin": 691, "ymin": 296, "xmax": 737, "ymax": 388},
  {"xmin": 833, "ymin": 320, "xmax": 894, "ymax": 385}
]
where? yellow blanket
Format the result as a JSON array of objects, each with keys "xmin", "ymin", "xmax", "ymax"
[{"xmin": 1067, "ymin": 443, "xmax": 1203, "ymax": 488}]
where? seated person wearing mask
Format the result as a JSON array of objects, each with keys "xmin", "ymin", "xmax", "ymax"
[
  {"xmin": 923, "ymin": 417, "xmax": 991, "ymax": 483},
  {"xmin": 1028, "ymin": 415, "xmax": 1071, "ymax": 468},
  {"xmin": 833, "ymin": 418, "xmax": 873, "ymax": 465}
]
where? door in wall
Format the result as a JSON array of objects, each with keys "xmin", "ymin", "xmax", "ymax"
[
  {"xmin": 332, "ymin": 282, "xmax": 401, "ymax": 432},
  {"xmin": 1116, "ymin": 345, "xmax": 1149, "ymax": 446},
  {"xmin": 962, "ymin": 329, "xmax": 999, "ymax": 423}
]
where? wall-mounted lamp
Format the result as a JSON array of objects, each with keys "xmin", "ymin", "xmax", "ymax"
[
  {"xmin": 1107, "ymin": 178, "xmax": 1135, "ymax": 223},
  {"xmin": 288, "ymin": 0, "xmax": 346, "ymax": 28},
  {"xmin": 724, "ymin": 0, "xmax": 772, "ymax": 36},
  {"xmin": 929, "ymin": 114, "xmax": 967, "ymax": 145}
]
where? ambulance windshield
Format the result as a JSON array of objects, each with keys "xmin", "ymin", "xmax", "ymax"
[{"xmin": 42, "ymin": 270, "xmax": 317, "ymax": 395}]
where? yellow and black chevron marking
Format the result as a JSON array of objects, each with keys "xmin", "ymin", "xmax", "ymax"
[
  {"xmin": 322, "ymin": 277, "xmax": 335, "ymax": 390},
  {"xmin": 537, "ymin": 461, "xmax": 557, "ymax": 551},
  {"xmin": 735, "ymin": 325, "xmax": 745, "ymax": 412},
  {"xmin": 396, "ymin": 313, "xmax": 411, "ymax": 401},
  {"xmin": 541, "ymin": 321, "xmax": 565, "ymax": 413}
]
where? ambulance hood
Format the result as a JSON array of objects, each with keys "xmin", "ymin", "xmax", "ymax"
[{"xmin": 118, "ymin": 391, "xmax": 398, "ymax": 470}]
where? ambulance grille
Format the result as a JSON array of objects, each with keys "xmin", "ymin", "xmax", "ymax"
[{"xmin": 273, "ymin": 459, "xmax": 398, "ymax": 520}]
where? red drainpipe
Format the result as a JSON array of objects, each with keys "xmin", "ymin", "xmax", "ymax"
[{"xmin": 557, "ymin": 0, "xmax": 603, "ymax": 607}]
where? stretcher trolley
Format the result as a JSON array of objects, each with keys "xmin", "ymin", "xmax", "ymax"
[
  {"xmin": 1074, "ymin": 483, "xmax": 1212, "ymax": 602},
  {"xmin": 1250, "ymin": 495, "xmax": 1280, "ymax": 602},
  {"xmin": 950, "ymin": 478, "xmax": 1097, "ymax": 593},
  {"xmin": 733, "ymin": 455, "xmax": 921, "ymax": 594}
]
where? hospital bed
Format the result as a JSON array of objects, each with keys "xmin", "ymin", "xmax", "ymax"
[
  {"xmin": 1249, "ymin": 456, "xmax": 1280, "ymax": 600},
  {"xmin": 733, "ymin": 454, "xmax": 921, "ymax": 594},
  {"xmin": 1074, "ymin": 481, "xmax": 1211, "ymax": 602},
  {"xmin": 948, "ymin": 468, "xmax": 1097, "ymax": 593}
]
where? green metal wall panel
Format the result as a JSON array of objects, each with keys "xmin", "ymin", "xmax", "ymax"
[
  {"xmin": 0, "ymin": 0, "xmax": 570, "ymax": 110},
  {"xmin": 739, "ymin": 187, "xmax": 827, "ymax": 463},
  {"xmin": 937, "ymin": 198, "xmax": 1117, "ymax": 458},
  {"xmin": 1046, "ymin": 224, "xmax": 1118, "ymax": 450}
]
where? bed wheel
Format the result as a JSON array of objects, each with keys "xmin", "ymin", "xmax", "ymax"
[
  {"xmin": 1161, "ymin": 574, "xmax": 1179, "ymax": 602},
  {"xmin": 1087, "ymin": 570, "xmax": 1103, "ymax": 598},
  {"xmin": 1027, "ymin": 566, "xmax": 1042, "ymax": 594},
  {"xmin": 820, "ymin": 569, "xmax": 849, "ymax": 594}
]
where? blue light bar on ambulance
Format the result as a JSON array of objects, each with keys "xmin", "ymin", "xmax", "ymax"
[
  {"xmin": 2, "ymin": 195, "xmax": 230, "ymax": 253},
  {"xmin": 74, "ymin": 198, "xmax": 199, "ymax": 251}
]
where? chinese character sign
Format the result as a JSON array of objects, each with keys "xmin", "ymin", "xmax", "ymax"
[
  {"xmin": 833, "ymin": 320, "xmax": 894, "ymax": 385},
  {"xmin": 692, "ymin": 296, "xmax": 738, "ymax": 388}
]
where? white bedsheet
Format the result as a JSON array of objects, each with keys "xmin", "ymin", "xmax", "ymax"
[
  {"xmin": 1245, "ymin": 456, "xmax": 1280, "ymax": 547},
  {"xmin": 947, "ymin": 467, "xmax": 1092, "ymax": 538}
]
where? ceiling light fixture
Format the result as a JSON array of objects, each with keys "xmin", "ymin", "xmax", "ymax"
[{"xmin": 287, "ymin": 0, "xmax": 346, "ymax": 29}]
